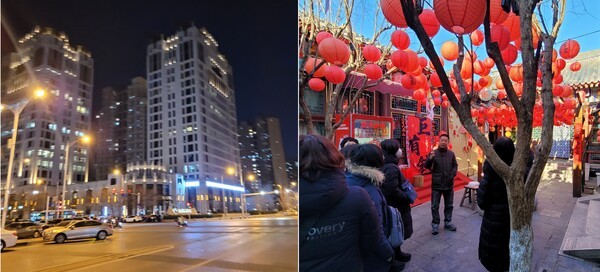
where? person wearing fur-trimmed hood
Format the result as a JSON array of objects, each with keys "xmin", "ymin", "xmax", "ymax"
[{"xmin": 346, "ymin": 144, "xmax": 395, "ymax": 272}]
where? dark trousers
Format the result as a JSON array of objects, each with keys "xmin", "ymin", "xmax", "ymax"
[{"xmin": 431, "ymin": 188, "xmax": 454, "ymax": 226}]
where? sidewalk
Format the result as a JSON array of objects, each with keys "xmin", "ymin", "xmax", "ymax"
[{"xmin": 402, "ymin": 159, "xmax": 600, "ymax": 272}]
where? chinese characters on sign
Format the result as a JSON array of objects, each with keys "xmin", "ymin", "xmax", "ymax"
[{"xmin": 407, "ymin": 115, "xmax": 433, "ymax": 174}]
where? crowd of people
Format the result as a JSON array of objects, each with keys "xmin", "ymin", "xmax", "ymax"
[{"xmin": 299, "ymin": 134, "xmax": 520, "ymax": 272}]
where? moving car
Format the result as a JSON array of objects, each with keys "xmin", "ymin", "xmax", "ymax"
[
  {"xmin": 4, "ymin": 222, "xmax": 44, "ymax": 239},
  {"xmin": 1, "ymin": 230, "xmax": 18, "ymax": 251},
  {"xmin": 39, "ymin": 218, "xmax": 75, "ymax": 230},
  {"xmin": 42, "ymin": 220, "xmax": 113, "ymax": 244},
  {"xmin": 123, "ymin": 215, "xmax": 143, "ymax": 223},
  {"xmin": 144, "ymin": 215, "xmax": 161, "ymax": 222}
]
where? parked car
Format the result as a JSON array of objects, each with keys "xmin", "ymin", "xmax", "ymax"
[
  {"xmin": 42, "ymin": 220, "xmax": 113, "ymax": 244},
  {"xmin": 4, "ymin": 222, "xmax": 44, "ymax": 239},
  {"xmin": 1, "ymin": 230, "xmax": 18, "ymax": 251},
  {"xmin": 39, "ymin": 218, "xmax": 75, "ymax": 230},
  {"xmin": 144, "ymin": 215, "xmax": 161, "ymax": 222},
  {"xmin": 123, "ymin": 215, "xmax": 143, "ymax": 223}
]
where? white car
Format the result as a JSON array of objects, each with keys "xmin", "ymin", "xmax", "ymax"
[
  {"xmin": 1, "ymin": 230, "xmax": 18, "ymax": 252},
  {"xmin": 124, "ymin": 215, "xmax": 143, "ymax": 223}
]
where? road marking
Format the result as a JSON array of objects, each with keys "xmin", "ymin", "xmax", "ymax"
[
  {"xmin": 178, "ymin": 234, "xmax": 263, "ymax": 272},
  {"xmin": 32, "ymin": 245, "xmax": 174, "ymax": 272}
]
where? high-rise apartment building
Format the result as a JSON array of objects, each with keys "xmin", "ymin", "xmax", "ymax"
[
  {"xmin": 146, "ymin": 25, "xmax": 242, "ymax": 213},
  {"xmin": 239, "ymin": 117, "xmax": 289, "ymax": 193},
  {"xmin": 125, "ymin": 77, "xmax": 148, "ymax": 164},
  {"xmin": 1, "ymin": 26, "xmax": 93, "ymax": 192}
]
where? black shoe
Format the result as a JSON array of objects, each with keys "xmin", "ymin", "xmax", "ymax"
[
  {"xmin": 444, "ymin": 222, "xmax": 457, "ymax": 231},
  {"xmin": 397, "ymin": 251, "xmax": 412, "ymax": 262},
  {"xmin": 432, "ymin": 225, "xmax": 439, "ymax": 235},
  {"xmin": 390, "ymin": 260, "xmax": 405, "ymax": 272}
]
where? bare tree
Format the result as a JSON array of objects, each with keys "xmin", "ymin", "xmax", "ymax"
[{"xmin": 398, "ymin": 0, "xmax": 565, "ymax": 270}]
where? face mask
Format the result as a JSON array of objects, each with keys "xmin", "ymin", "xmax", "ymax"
[{"xmin": 395, "ymin": 149, "xmax": 403, "ymax": 159}]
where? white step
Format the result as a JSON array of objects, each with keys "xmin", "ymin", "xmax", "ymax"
[
  {"xmin": 586, "ymin": 200, "xmax": 600, "ymax": 236},
  {"xmin": 561, "ymin": 236, "xmax": 600, "ymax": 260}
]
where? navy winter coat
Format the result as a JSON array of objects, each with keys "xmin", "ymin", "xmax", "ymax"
[
  {"xmin": 380, "ymin": 154, "xmax": 413, "ymax": 240},
  {"xmin": 346, "ymin": 163, "xmax": 394, "ymax": 272},
  {"xmin": 300, "ymin": 168, "xmax": 382, "ymax": 272},
  {"xmin": 424, "ymin": 148, "xmax": 458, "ymax": 190}
]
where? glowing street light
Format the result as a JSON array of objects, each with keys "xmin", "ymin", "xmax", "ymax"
[
  {"xmin": 1, "ymin": 88, "xmax": 46, "ymax": 229},
  {"xmin": 61, "ymin": 135, "xmax": 91, "ymax": 217}
]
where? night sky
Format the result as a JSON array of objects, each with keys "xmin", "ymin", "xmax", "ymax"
[{"xmin": 1, "ymin": 0, "xmax": 298, "ymax": 160}]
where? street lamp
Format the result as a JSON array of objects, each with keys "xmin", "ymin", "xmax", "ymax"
[
  {"xmin": 1, "ymin": 88, "xmax": 45, "ymax": 229},
  {"xmin": 61, "ymin": 135, "xmax": 91, "ymax": 217}
]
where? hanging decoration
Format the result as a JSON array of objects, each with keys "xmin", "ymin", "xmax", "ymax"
[
  {"xmin": 304, "ymin": 57, "xmax": 327, "ymax": 78},
  {"xmin": 363, "ymin": 45, "xmax": 382, "ymax": 62},
  {"xmin": 308, "ymin": 78, "xmax": 326, "ymax": 91},
  {"xmin": 419, "ymin": 9, "xmax": 441, "ymax": 37},
  {"xmin": 324, "ymin": 65, "xmax": 346, "ymax": 84},
  {"xmin": 318, "ymin": 37, "xmax": 350, "ymax": 66},
  {"xmin": 433, "ymin": 0, "xmax": 487, "ymax": 34}
]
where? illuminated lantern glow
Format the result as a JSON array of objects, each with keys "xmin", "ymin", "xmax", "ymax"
[
  {"xmin": 559, "ymin": 40, "xmax": 580, "ymax": 60},
  {"xmin": 470, "ymin": 29, "xmax": 484, "ymax": 46},
  {"xmin": 491, "ymin": 24, "xmax": 511, "ymax": 51},
  {"xmin": 509, "ymin": 65, "xmax": 523, "ymax": 82},
  {"xmin": 304, "ymin": 57, "xmax": 327, "ymax": 78},
  {"xmin": 570, "ymin": 62, "xmax": 581, "ymax": 72},
  {"xmin": 316, "ymin": 31, "xmax": 334, "ymax": 44},
  {"xmin": 362, "ymin": 45, "xmax": 382, "ymax": 62},
  {"xmin": 308, "ymin": 78, "xmax": 326, "ymax": 91},
  {"xmin": 433, "ymin": 0, "xmax": 487, "ymax": 34},
  {"xmin": 484, "ymin": 57, "xmax": 495, "ymax": 68},
  {"xmin": 501, "ymin": 44, "xmax": 518, "ymax": 65},
  {"xmin": 364, "ymin": 64, "xmax": 383, "ymax": 80},
  {"xmin": 441, "ymin": 41, "xmax": 459, "ymax": 61},
  {"xmin": 401, "ymin": 74, "xmax": 418, "ymax": 89},
  {"xmin": 419, "ymin": 9, "xmax": 441, "ymax": 37},
  {"xmin": 324, "ymin": 65, "xmax": 346, "ymax": 84},
  {"xmin": 501, "ymin": 12, "xmax": 521, "ymax": 42},
  {"xmin": 380, "ymin": 0, "xmax": 412, "ymax": 27},
  {"xmin": 391, "ymin": 30, "xmax": 411, "ymax": 50},
  {"xmin": 318, "ymin": 38, "xmax": 350, "ymax": 66},
  {"xmin": 430, "ymin": 72, "xmax": 442, "ymax": 87},
  {"xmin": 489, "ymin": 0, "xmax": 509, "ymax": 24}
]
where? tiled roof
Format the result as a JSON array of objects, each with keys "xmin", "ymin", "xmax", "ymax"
[{"xmin": 562, "ymin": 49, "xmax": 600, "ymax": 89}]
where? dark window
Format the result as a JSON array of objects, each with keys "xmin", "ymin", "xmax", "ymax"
[{"xmin": 110, "ymin": 178, "xmax": 116, "ymax": 185}]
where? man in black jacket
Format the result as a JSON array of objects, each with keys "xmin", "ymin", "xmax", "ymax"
[{"xmin": 424, "ymin": 133, "xmax": 458, "ymax": 235}]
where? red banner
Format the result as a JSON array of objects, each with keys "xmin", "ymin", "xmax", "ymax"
[{"xmin": 407, "ymin": 116, "xmax": 433, "ymax": 173}]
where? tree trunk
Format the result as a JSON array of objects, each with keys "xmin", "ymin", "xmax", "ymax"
[{"xmin": 508, "ymin": 192, "xmax": 535, "ymax": 271}]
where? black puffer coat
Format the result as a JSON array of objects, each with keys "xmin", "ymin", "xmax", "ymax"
[
  {"xmin": 477, "ymin": 161, "xmax": 510, "ymax": 272},
  {"xmin": 380, "ymin": 154, "xmax": 413, "ymax": 240},
  {"xmin": 300, "ymin": 168, "xmax": 382, "ymax": 272}
]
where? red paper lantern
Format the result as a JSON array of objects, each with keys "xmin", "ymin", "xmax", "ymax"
[
  {"xmin": 391, "ymin": 30, "xmax": 410, "ymax": 50},
  {"xmin": 316, "ymin": 32, "xmax": 333, "ymax": 44},
  {"xmin": 491, "ymin": 24, "xmax": 510, "ymax": 51},
  {"xmin": 509, "ymin": 65, "xmax": 523, "ymax": 82},
  {"xmin": 442, "ymin": 100, "xmax": 450, "ymax": 108},
  {"xmin": 380, "ymin": 0, "xmax": 411, "ymax": 28},
  {"xmin": 364, "ymin": 64, "xmax": 383, "ymax": 80},
  {"xmin": 433, "ymin": 0, "xmax": 487, "ymax": 34},
  {"xmin": 433, "ymin": 98, "xmax": 442, "ymax": 106},
  {"xmin": 496, "ymin": 79, "xmax": 505, "ymax": 90},
  {"xmin": 501, "ymin": 44, "xmax": 518, "ymax": 65},
  {"xmin": 501, "ymin": 13, "xmax": 521, "ymax": 42},
  {"xmin": 401, "ymin": 74, "xmax": 418, "ymax": 89},
  {"xmin": 318, "ymin": 38, "xmax": 350, "ymax": 66},
  {"xmin": 430, "ymin": 72, "xmax": 442, "ymax": 87},
  {"xmin": 484, "ymin": 57, "xmax": 495, "ymax": 69},
  {"xmin": 489, "ymin": 0, "xmax": 509, "ymax": 24},
  {"xmin": 559, "ymin": 40, "xmax": 580, "ymax": 60},
  {"xmin": 470, "ymin": 29, "xmax": 484, "ymax": 46},
  {"xmin": 418, "ymin": 57, "xmax": 428, "ymax": 69},
  {"xmin": 363, "ymin": 45, "xmax": 381, "ymax": 62},
  {"xmin": 391, "ymin": 50, "xmax": 418, "ymax": 72},
  {"xmin": 324, "ymin": 65, "xmax": 346, "ymax": 84},
  {"xmin": 556, "ymin": 58, "xmax": 566, "ymax": 71},
  {"xmin": 419, "ymin": 9, "xmax": 441, "ymax": 37},
  {"xmin": 473, "ymin": 60, "xmax": 485, "ymax": 75},
  {"xmin": 562, "ymin": 85, "xmax": 573, "ymax": 98},
  {"xmin": 552, "ymin": 85, "xmax": 563, "ymax": 96},
  {"xmin": 570, "ymin": 62, "xmax": 581, "ymax": 72},
  {"xmin": 441, "ymin": 41, "xmax": 459, "ymax": 61},
  {"xmin": 308, "ymin": 78, "xmax": 325, "ymax": 91},
  {"xmin": 413, "ymin": 89, "xmax": 426, "ymax": 101},
  {"xmin": 304, "ymin": 57, "xmax": 327, "ymax": 78},
  {"xmin": 497, "ymin": 90, "xmax": 507, "ymax": 100},
  {"xmin": 478, "ymin": 76, "xmax": 489, "ymax": 87},
  {"xmin": 554, "ymin": 74, "xmax": 563, "ymax": 84},
  {"xmin": 432, "ymin": 89, "xmax": 441, "ymax": 98}
]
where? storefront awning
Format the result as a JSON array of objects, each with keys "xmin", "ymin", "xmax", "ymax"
[{"xmin": 346, "ymin": 72, "xmax": 414, "ymax": 97}]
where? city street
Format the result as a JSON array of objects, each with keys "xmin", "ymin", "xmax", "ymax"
[{"xmin": 1, "ymin": 215, "xmax": 298, "ymax": 272}]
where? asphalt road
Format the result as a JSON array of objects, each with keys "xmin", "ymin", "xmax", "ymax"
[{"xmin": 0, "ymin": 215, "xmax": 298, "ymax": 272}]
